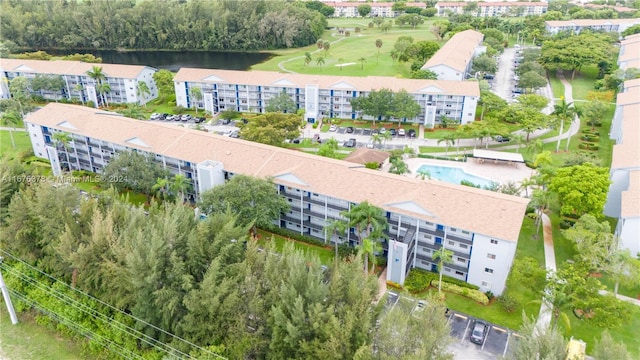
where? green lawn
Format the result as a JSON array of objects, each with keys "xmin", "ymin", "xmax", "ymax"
[
  {"xmin": 251, "ymin": 19, "xmax": 440, "ymax": 77},
  {"xmin": 1, "ymin": 130, "xmax": 32, "ymax": 158},
  {"xmin": 256, "ymin": 229, "xmax": 335, "ymax": 265},
  {"xmin": 566, "ymin": 66, "xmax": 600, "ymax": 101},
  {"xmin": 548, "ymin": 72, "xmax": 565, "ymax": 99},
  {"xmin": 0, "ymin": 307, "xmax": 86, "ymax": 360}
]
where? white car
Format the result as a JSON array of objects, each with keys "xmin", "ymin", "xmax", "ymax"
[
  {"xmin": 398, "ymin": 129, "xmax": 406, "ymax": 136},
  {"xmin": 329, "ymin": 124, "xmax": 337, "ymax": 132}
]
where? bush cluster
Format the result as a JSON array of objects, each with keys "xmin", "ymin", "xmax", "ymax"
[
  {"xmin": 435, "ymin": 281, "xmax": 489, "ymax": 305},
  {"xmin": 439, "ymin": 275, "xmax": 480, "ymax": 290},
  {"xmin": 417, "ymin": 154, "xmax": 467, "ymax": 162},
  {"xmin": 496, "ymin": 294, "xmax": 519, "ymax": 312},
  {"xmin": 404, "ymin": 268, "xmax": 438, "ymax": 293},
  {"xmin": 578, "ymin": 143, "xmax": 600, "ymax": 151},
  {"xmin": 580, "ymin": 134, "xmax": 599, "ymax": 142},
  {"xmin": 386, "ymin": 280, "xmax": 402, "ymax": 289},
  {"xmin": 582, "ymin": 129, "xmax": 600, "ymax": 135},
  {"xmin": 262, "ymin": 225, "xmax": 326, "ymax": 247}
]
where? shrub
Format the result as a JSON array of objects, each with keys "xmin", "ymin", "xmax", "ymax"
[
  {"xmin": 435, "ymin": 281, "xmax": 489, "ymax": 305},
  {"xmin": 405, "ymin": 268, "xmax": 438, "ymax": 293},
  {"xmin": 578, "ymin": 143, "xmax": 599, "ymax": 151},
  {"xmin": 386, "ymin": 280, "xmax": 402, "ymax": 289},
  {"xmin": 262, "ymin": 225, "xmax": 326, "ymax": 247},
  {"xmin": 580, "ymin": 134, "xmax": 599, "ymax": 142},
  {"xmin": 497, "ymin": 294, "xmax": 519, "ymax": 312},
  {"xmin": 338, "ymin": 244, "xmax": 357, "ymax": 258},
  {"xmin": 441, "ymin": 275, "xmax": 480, "ymax": 290},
  {"xmin": 582, "ymin": 129, "xmax": 600, "ymax": 135},
  {"xmin": 172, "ymin": 106, "xmax": 186, "ymax": 114},
  {"xmin": 312, "ymin": 122, "xmax": 319, "ymax": 129},
  {"xmin": 485, "ymin": 291, "xmax": 495, "ymax": 301}
]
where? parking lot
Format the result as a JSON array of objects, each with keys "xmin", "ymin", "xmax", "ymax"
[{"xmin": 382, "ymin": 292, "xmax": 519, "ymax": 360}]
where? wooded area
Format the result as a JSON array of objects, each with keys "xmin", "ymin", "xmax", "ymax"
[{"xmin": 0, "ymin": 0, "xmax": 327, "ymax": 51}]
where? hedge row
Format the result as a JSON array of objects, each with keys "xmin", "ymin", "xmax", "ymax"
[
  {"xmin": 582, "ymin": 129, "xmax": 600, "ymax": 135},
  {"xmin": 417, "ymin": 153, "xmax": 467, "ymax": 162},
  {"xmin": 404, "ymin": 269, "xmax": 438, "ymax": 293},
  {"xmin": 580, "ymin": 134, "xmax": 599, "ymax": 142},
  {"xmin": 578, "ymin": 143, "xmax": 600, "ymax": 151},
  {"xmin": 434, "ymin": 281, "xmax": 490, "ymax": 305}
]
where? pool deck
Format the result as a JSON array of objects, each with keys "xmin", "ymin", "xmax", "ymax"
[{"xmin": 402, "ymin": 157, "xmax": 533, "ymax": 188}]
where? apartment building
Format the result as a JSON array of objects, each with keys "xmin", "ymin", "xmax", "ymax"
[
  {"xmin": 606, "ymin": 81, "xmax": 640, "ymax": 256},
  {"xmin": 26, "ymin": 103, "xmax": 529, "ymax": 294},
  {"xmin": 173, "ymin": 69, "xmax": 480, "ymax": 127},
  {"xmin": 421, "ymin": 30, "xmax": 486, "ymax": 81},
  {"xmin": 436, "ymin": 2, "xmax": 548, "ymax": 17},
  {"xmin": 0, "ymin": 58, "xmax": 158, "ymax": 106},
  {"xmin": 322, "ymin": 1, "xmax": 426, "ymax": 17},
  {"xmin": 545, "ymin": 18, "xmax": 640, "ymax": 36}
]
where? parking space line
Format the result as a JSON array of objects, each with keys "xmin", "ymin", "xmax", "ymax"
[
  {"xmin": 492, "ymin": 326, "xmax": 507, "ymax": 333},
  {"xmin": 453, "ymin": 313, "xmax": 467, "ymax": 320},
  {"xmin": 481, "ymin": 326, "xmax": 490, "ymax": 350},
  {"xmin": 460, "ymin": 319, "xmax": 471, "ymax": 344},
  {"xmin": 503, "ymin": 332, "xmax": 511, "ymax": 357}
]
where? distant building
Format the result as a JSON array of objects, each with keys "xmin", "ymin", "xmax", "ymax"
[
  {"xmin": 544, "ymin": 18, "xmax": 640, "ymax": 36},
  {"xmin": 25, "ymin": 103, "xmax": 529, "ymax": 295},
  {"xmin": 421, "ymin": 30, "xmax": 485, "ymax": 81},
  {"xmin": 436, "ymin": 2, "xmax": 548, "ymax": 17},
  {"xmin": 583, "ymin": 3, "xmax": 638, "ymax": 14},
  {"xmin": 0, "ymin": 58, "xmax": 158, "ymax": 106},
  {"xmin": 173, "ymin": 69, "xmax": 480, "ymax": 127},
  {"xmin": 323, "ymin": 1, "xmax": 426, "ymax": 18}
]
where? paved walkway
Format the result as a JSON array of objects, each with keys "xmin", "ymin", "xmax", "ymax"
[{"xmin": 535, "ymin": 213, "xmax": 556, "ymax": 334}]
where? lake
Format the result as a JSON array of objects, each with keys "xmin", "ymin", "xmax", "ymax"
[{"xmin": 45, "ymin": 49, "xmax": 274, "ymax": 72}]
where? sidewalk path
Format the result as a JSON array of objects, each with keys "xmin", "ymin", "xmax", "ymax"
[
  {"xmin": 535, "ymin": 213, "xmax": 556, "ymax": 334},
  {"xmin": 598, "ymin": 290, "xmax": 640, "ymax": 306}
]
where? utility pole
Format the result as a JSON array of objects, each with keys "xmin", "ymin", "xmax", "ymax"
[{"xmin": 0, "ymin": 257, "xmax": 19, "ymax": 324}]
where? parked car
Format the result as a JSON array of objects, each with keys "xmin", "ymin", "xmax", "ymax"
[
  {"xmin": 343, "ymin": 138, "xmax": 356, "ymax": 148},
  {"xmin": 195, "ymin": 117, "xmax": 206, "ymax": 123},
  {"xmin": 389, "ymin": 128, "xmax": 397, "ymax": 136},
  {"xmin": 470, "ymin": 320, "xmax": 489, "ymax": 345},
  {"xmin": 222, "ymin": 118, "xmax": 231, "ymax": 125},
  {"xmin": 241, "ymin": 118, "xmax": 249, "ymax": 124},
  {"xmin": 512, "ymin": 87, "xmax": 523, "ymax": 94},
  {"xmin": 150, "ymin": 113, "xmax": 161, "ymax": 120},
  {"xmin": 379, "ymin": 127, "xmax": 387, "ymax": 134},
  {"xmin": 407, "ymin": 129, "xmax": 416, "ymax": 138},
  {"xmin": 494, "ymin": 135, "xmax": 510, "ymax": 143},
  {"xmin": 180, "ymin": 114, "xmax": 191, "ymax": 121},
  {"xmin": 398, "ymin": 129, "xmax": 406, "ymax": 136},
  {"xmin": 329, "ymin": 124, "xmax": 338, "ymax": 132},
  {"xmin": 292, "ymin": 138, "xmax": 301, "ymax": 144},
  {"xmin": 483, "ymin": 73, "xmax": 495, "ymax": 80},
  {"xmin": 312, "ymin": 133, "xmax": 321, "ymax": 143},
  {"xmin": 371, "ymin": 128, "xmax": 379, "ymax": 135},
  {"xmin": 230, "ymin": 130, "xmax": 240, "ymax": 138},
  {"xmin": 346, "ymin": 126, "xmax": 354, "ymax": 133}
]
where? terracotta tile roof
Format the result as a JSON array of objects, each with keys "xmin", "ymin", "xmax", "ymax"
[
  {"xmin": 619, "ymin": 41, "xmax": 640, "ymax": 61},
  {"xmin": 616, "ymin": 85, "xmax": 640, "ymax": 106},
  {"xmin": 0, "ymin": 58, "xmax": 153, "ymax": 79},
  {"xmin": 611, "ymin": 103, "xmax": 640, "ymax": 170},
  {"xmin": 26, "ymin": 103, "xmax": 528, "ymax": 241},
  {"xmin": 343, "ymin": 148, "xmax": 390, "ymax": 165},
  {"xmin": 623, "ymin": 78, "xmax": 640, "ymax": 91},
  {"xmin": 621, "ymin": 59, "xmax": 640, "ymax": 70},
  {"xmin": 421, "ymin": 30, "xmax": 484, "ymax": 73},
  {"xmin": 174, "ymin": 68, "xmax": 480, "ymax": 96},
  {"xmin": 437, "ymin": 2, "xmax": 547, "ymax": 6},
  {"xmin": 621, "ymin": 170, "xmax": 640, "ymax": 218},
  {"xmin": 323, "ymin": 1, "xmax": 425, "ymax": 8}
]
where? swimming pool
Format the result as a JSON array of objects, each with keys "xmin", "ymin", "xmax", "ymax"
[{"xmin": 416, "ymin": 164, "xmax": 496, "ymax": 188}]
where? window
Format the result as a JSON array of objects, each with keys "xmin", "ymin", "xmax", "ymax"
[
  {"xmin": 481, "ymin": 281, "xmax": 490, "ymax": 287},
  {"xmin": 460, "ymin": 244, "xmax": 468, "ymax": 249},
  {"xmin": 445, "ymin": 268, "xmax": 451, "ymax": 272},
  {"xmin": 462, "ymin": 230, "xmax": 470, "ymax": 235},
  {"xmin": 457, "ymin": 257, "xmax": 465, "ymax": 263},
  {"xmin": 450, "ymin": 227, "xmax": 456, "ymax": 232},
  {"xmin": 448, "ymin": 241, "xmax": 454, "ymax": 246},
  {"xmin": 487, "ymin": 253, "xmax": 496, "ymax": 260},
  {"xmin": 490, "ymin": 239, "xmax": 498, "ymax": 245},
  {"xmin": 484, "ymin": 268, "xmax": 494, "ymax": 274},
  {"xmin": 455, "ymin": 271, "xmax": 464, "ymax": 276}
]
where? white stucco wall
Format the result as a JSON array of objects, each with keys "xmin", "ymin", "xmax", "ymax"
[
  {"xmin": 617, "ymin": 217, "xmax": 640, "ymax": 257},
  {"xmin": 26, "ymin": 122, "xmax": 48, "ymax": 160},
  {"xmin": 466, "ymin": 234, "xmax": 517, "ymax": 295},
  {"xmin": 427, "ymin": 65, "xmax": 464, "ymax": 81},
  {"xmin": 604, "ymin": 170, "xmax": 631, "ymax": 218},
  {"xmin": 174, "ymin": 81, "xmax": 188, "ymax": 108}
]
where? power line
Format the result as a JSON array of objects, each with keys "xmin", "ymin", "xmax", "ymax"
[{"xmin": 0, "ymin": 249, "xmax": 227, "ymax": 360}]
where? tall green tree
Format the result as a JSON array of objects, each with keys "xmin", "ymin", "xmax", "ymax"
[
  {"xmin": 324, "ymin": 218, "xmax": 350, "ymax": 261},
  {"xmin": 265, "ymin": 90, "xmax": 297, "ymax": 113},
  {"xmin": 101, "ymin": 150, "xmax": 170, "ymax": 202},
  {"xmin": 593, "ymin": 331, "xmax": 634, "ymax": 360},
  {"xmin": 8, "ymin": 76, "xmax": 31, "ymax": 115},
  {"xmin": 52, "ymin": 131, "xmax": 72, "ymax": 170},
  {"xmin": 86, "ymin": 65, "xmax": 107, "ymax": 106},
  {"xmin": 548, "ymin": 164, "xmax": 610, "ymax": 218},
  {"xmin": 551, "ymin": 97, "xmax": 576, "ymax": 152},
  {"xmin": 341, "ymin": 201, "xmax": 387, "ymax": 248},
  {"xmin": 391, "ymin": 89, "xmax": 421, "ymax": 126},
  {"xmin": 239, "ymin": 112, "xmax": 301, "ymax": 146},
  {"xmin": 0, "ymin": 110, "xmax": 21, "ymax": 148},
  {"xmin": 190, "ymin": 86, "xmax": 203, "ymax": 114},
  {"xmin": 198, "ymin": 175, "xmax": 289, "ymax": 237},
  {"xmin": 350, "ymin": 88, "xmax": 394, "ymax": 127},
  {"xmin": 512, "ymin": 314, "xmax": 567, "ymax": 359},
  {"xmin": 357, "ymin": 4, "xmax": 372, "ymax": 17}
]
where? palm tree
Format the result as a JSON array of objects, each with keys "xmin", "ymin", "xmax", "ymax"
[
  {"xmin": 52, "ymin": 131, "xmax": 72, "ymax": 170},
  {"xmin": 358, "ymin": 57, "xmax": 367, "ymax": 70},
  {"xmin": 551, "ymin": 97, "xmax": 576, "ymax": 153},
  {"xmin": 304, "ymin": 52, "xmax": 312, "ymax": 66},
  {"xmin": 526, "ymin": 138, "xmax": 544, "ymax": 157},
  {"xmin": 190, "ymin": 87, "xmax": 203, "ymax": 114},
  {"xmin": 337, "ymin": 58, "xmax": 344, "ymax": 71},
  {"xmin": 171, "ymin": 174, "xmax": 191, "ymax": 202},
  {"xmin": 324, "ymin": 219, "xmax": 349, "ymax": 263},
  {"xmin": 119, "ymin": 104, "xmax": 145, "ymax": 120},
  {"xmin": 73, "ymin": 83, "xmax": 85, "ymax": 105},
  {"xmin": 519, "ymin": 176, "xmax": 536, "ymax": 198},
  {"xmin": 316, "ymin": 56, "xmax": 325, "ymax": 69},
  {"xmin": 416, "ymin": 169, "xmax": 431, "ymax": 180},
  {"xmin": 389, "ymin": 158, "xmax": 410, "ymax": 175},
  {"xmin": 380, "ymin": 131, "xmax": 392, "ymax": 147},
  {"xmin": 86, "ymin": 66, "xmax": 106, "ymax": 106},
  {"xmin": 533, "ymin": 150, "xmax": 553, "ymax": 169},
  {"xmin": 437, "ymin": 133, "xmax": 456, "ymax": 156},
  {"xmin": 375, "ymin": 39, "xmax": 383, "ymax": 63},
  {"xmin": 530, "ymin": 189, "xmax": 555, "ymax": 237},
  {"xmin": 341, "ymin": 201, "xmax": 387, "ymax": 247},
  {"xmin": 359, "ymin": 235, "xmax": 383, "ymax": 274},
  {"xmin": 97, "ymin": 82, "xmax": 111, "ymax": 108},
  {"xmin": 512, "ymin": 133, "xmax": 525, "ymax": 153},
  {"xmin": 136, "ymin": 81, "xmax": 151, "ymax": 108},
  {"xmin": 0, "ymin": 111, "xmax": 21, "ymax": 148},
  {"xmin": 152, "ymin": 177, "xmax": 172, "ymax": 201},
  {"xmin": 433, "ymin": 245, "xmax": 453, "ymax": 294},
  {"xmin": 371, "ymin": 133, "xmax": 383, "ymax": 148}
]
